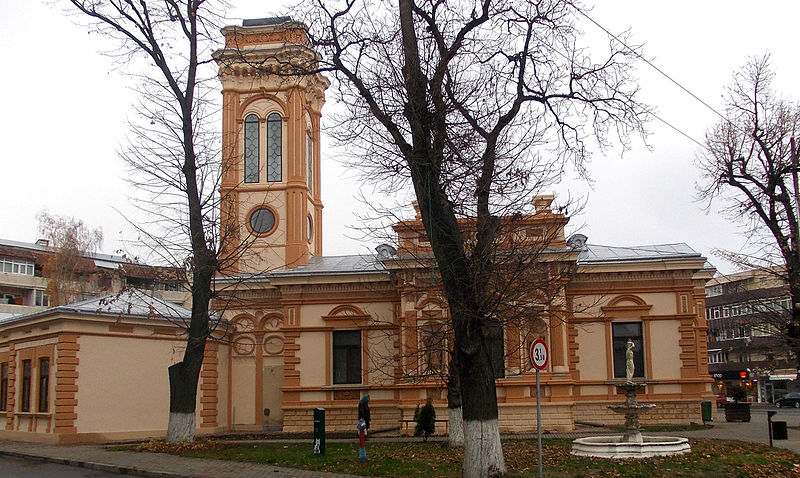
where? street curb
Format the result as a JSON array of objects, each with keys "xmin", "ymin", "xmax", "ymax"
[{"xmin": 0, "ymin": 449, "xmax": 196, "ymax": 478}]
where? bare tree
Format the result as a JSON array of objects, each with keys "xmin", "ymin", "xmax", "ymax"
[
  {"xmin": 286, "ymin": 1, "xmax": 648, "ymax": 475},
  {"xmin": 37, "ymin": 212, "xmax": 104, "ymax": 306},
  {"xmin": 63, "ymin": 0, "xmax": 233, "ymax": 442},
  {"xmin": 368, "ymin": 203, "xmax": 579, "ymax": 448},
  {"xmin": 698, "ymin": 55, "xmax": 800, "ymax": 364}
]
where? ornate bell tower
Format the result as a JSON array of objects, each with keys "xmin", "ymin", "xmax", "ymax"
[{"xmin": 214, "ymin": 18, "xmax": 328, "ymax": 274}]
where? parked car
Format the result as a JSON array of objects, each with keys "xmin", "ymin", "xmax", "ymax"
[
  {"xmin": 716, "ymin": 396, "xmax": 731, "ymax": 408},
  {"xmin": 775, "ymin": 392, "xmax": 800, "ymax": 408}
]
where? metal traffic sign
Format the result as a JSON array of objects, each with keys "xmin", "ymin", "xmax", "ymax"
[
  {"xmin": 529, "ymin": 338, "xmax": 548, "ymax": 478},
  {"xmin": 530, "ymin": 338, "xmax": 548, "ymax": 371}
]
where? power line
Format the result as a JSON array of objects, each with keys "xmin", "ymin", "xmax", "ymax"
[
  {"xmin": 533, "ymin": 12, "xmax": 710, "ymax": 149},
  {"xmin": 568, "ymin": 3, "xmax": 729, "ymax": 125},
  {"xmin": 651, "ymin": 111, "xmax": 707, "ymax": 149}
]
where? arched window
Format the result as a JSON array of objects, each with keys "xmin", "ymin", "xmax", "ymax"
[
  {"xmin": 243, "ymin": 114, "xmax": 259, "ymax": 183},
  {"xmin": 306, "ymin": 133, "xmax": 313, "ymax": 192},
  {"xmin": 266, "ymin": 113, "xmax": 282, "ymax": 182}
]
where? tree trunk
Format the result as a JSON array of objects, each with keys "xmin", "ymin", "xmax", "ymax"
[
  {"xmin": 449, "ymin": 406, "xmax": 465, "ymax": 447},
  {"xmin": 165, "ymin": 256, "xmax": 212, "ymax": 443},
  {"xmin": 166, "ymin": 362, "xmax": 198, "ymax": 443},
  {"xmin": 448, "ymin": 355, "xmax": 464, "ymax": 447},
  {"xmin": 457, "ymin": 329, "xmax": 505, "ymax": 477}
]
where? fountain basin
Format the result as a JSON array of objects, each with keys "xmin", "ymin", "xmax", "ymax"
[{"xmin": 571, "ymin": 435, "xmax": 690, "ymax": 459}]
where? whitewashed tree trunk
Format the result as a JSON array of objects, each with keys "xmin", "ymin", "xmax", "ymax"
[
  {"xmin": 462, "ymin": 419, "xmax": 505, "ymax": 478},
  {"xmin": 448, "ymin": 406, "xmax": 464, "ymax": 447},
  {"xmin": 165, "ymin": 412, "xmax": 195, "ymax": 443}
]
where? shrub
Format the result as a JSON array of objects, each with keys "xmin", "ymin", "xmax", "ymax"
[
  {"xmin": 414, "ymin": 398, "xmax": 436, "ymax": 442},
  {"xmin": 727, "ymin": 384, "xmax": 748, "ymax": 403}
]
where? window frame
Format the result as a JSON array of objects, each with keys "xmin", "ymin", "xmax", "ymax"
[
  {"xmin": 243, "ymin": 113, "xmax": 260, "ymax": 183},
  {"xmin": 245, "ymin": 205, "xmax": 279, "ymax": 237},
  {"xmin": 20, "ymin": 359, "xmax": 31, "ymax": 412},
  {"xmin": 37, "ymin": 357, "xmax": 49, "ymax": 413},
  {"xmin": 306, "ymin": 133, "xmax": 313, "ymax": 192},
  {"xmin": 266, "ymin": 113, "xmax": 282, "ymax": 182},
  {"xmin": 34, "ymin": 289, "xmax": 49, "ymax": 307},
  {"xmin": 0, "ymin": 362, "xmax": 7, "ymax": 411},
  {"xmin": 0, "ymin": 257, "xmax": 34, "ymax": 276},
  {"xmin": 332, "ymin": 330, "xmax": 362, "ymax": 385},
  {"xmin": 612, "ymin": 322, "xmax": 644, "ymax": 379},
  {"xmin": 420, "ymin": 322, "xmax": 447, "ymax": 374}
]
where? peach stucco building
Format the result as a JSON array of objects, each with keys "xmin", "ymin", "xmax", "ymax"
[{"xmin": 0, "ymin": 18, "xmax": 716, "ymax": 444}]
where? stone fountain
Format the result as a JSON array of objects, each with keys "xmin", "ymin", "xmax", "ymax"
[{"xmin": 571, "ymin": 340, "xmax": 691, "ymax": 459}]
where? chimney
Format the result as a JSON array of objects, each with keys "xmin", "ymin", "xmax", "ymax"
[{"xmin": 532, "ymin": 194, "xmax": 554, "ymax": 214}]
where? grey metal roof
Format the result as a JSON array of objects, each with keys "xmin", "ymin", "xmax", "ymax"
[
  {"xmin": 242, "ymin": 16, "xmax": 293, "ymax": 27},
  {"xmin": 0, "ymin": 289, "xmax": 192, "ymax": 327},
  {"xmin": 578, "ymin": 243, "xmax": 702, "ymax": 264},
  {"xmin": 269, "ymin": 255, "xmax": 386, "ymax": 277},
  {"xmin": 264, "ymin": 244, "xmax": 704, "ymax": 277}
]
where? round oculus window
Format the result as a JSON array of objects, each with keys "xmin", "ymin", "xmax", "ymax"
[{"xmin": 249, "ymin": 208, "xmax": 276, "ymax": 234}]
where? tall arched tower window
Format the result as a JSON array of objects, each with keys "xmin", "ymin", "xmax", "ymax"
[
  {"xmin": 243, "ymin": 114, "xmax": 260, "ymax": 183},
  {"xmin": 267, "ymin": 113, "xmax": 282, "ymax": 182},
  {"xmin": 306, "ymin": 133, "xmax": 313, "ymax": 192}
]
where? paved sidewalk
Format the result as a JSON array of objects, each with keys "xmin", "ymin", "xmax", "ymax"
[{"xmin": 2, "ymin": 411, "xmax": 799, "ymax": 478}]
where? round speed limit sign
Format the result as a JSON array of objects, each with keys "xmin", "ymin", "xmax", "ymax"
[{"xmin": 530, "ymin": 339, "xmax": 548, "ymax": 371}]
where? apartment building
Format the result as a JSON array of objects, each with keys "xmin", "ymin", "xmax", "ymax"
[
  {"xmin": 706, "ymin": 268, "xmax": 797, "ymax": 403},
  {"xmin": 0, "ymin": 238, "xmax": 189, "ymax": 317}
]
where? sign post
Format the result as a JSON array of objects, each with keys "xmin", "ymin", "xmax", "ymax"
[{"xmin": 530, "ymin": 339, "xmax": 548, "ymax": 478}]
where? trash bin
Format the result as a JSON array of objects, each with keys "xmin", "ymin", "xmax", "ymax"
[
  {"xmin": 313, "ymin": 408, "xmax": 326, "ymax": 455},
  {"xmin": 701, "ymin": 401, "xmax": 712, "ymax": 423},
  {"xmin": 772, "ymin": 420, "xmax": 788, "ymax": 440}
]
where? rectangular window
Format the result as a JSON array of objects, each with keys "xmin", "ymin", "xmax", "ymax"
[
  {"xmin": 722, "ymin": 307, "xmax": 730, "ymax": 318},
  {"xmin": 333, "ymin": 330, "xmax": 361, "ymax": 384},
  {"xmin": 0, "ymin": 257, "xmax": 35, "ymax": 276},
  {"xmin": 713, "ymin": 308, "xmax": 720, "ymax": 319},
  {"xmin": 612, "ymin": 322, "xmax": 644, "ymax": 379},
  {"xmin": 708, "ymin": 349, "xmax": 728, "ymax": 364},
  {"xmin": 421, "ymin": 322, "xmax": 446, "ymax": 373},
  {"xmin": 0, "ymin": 363, "xmax": 7, "ymax": 411},
  {"xmin": 20, "ymin": 359, "xmax": 31, "ymax": 412},
  {"xmin": 38, "ymin": 358, "xmax": 49, "ymax": 412},
  {"xmin": 34, "ymin": 290, "xmax": 49, "ymax": 307}
]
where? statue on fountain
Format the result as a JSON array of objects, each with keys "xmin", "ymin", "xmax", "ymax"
[
  {"xmin": 625, "ymin": 339, "xmax": 635, "ymax": 382},
  {"xmin": 611, "ymin": 338, "xmax": 654, "ymax": 443}
]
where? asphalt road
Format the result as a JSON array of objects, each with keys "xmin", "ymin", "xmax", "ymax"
[{"xmin": 0, "ymin": 456, "xmax": 124, "ymax": 478}]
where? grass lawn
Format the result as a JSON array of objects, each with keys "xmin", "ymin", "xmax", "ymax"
[{"xmin": 134, "ymin": 438, "xmax": 800, "ymax": 477}]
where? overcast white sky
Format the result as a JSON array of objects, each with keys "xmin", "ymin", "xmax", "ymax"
[{"xmin": 1, "ymin": 1, "xmax": 799, "ymax": 274}]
